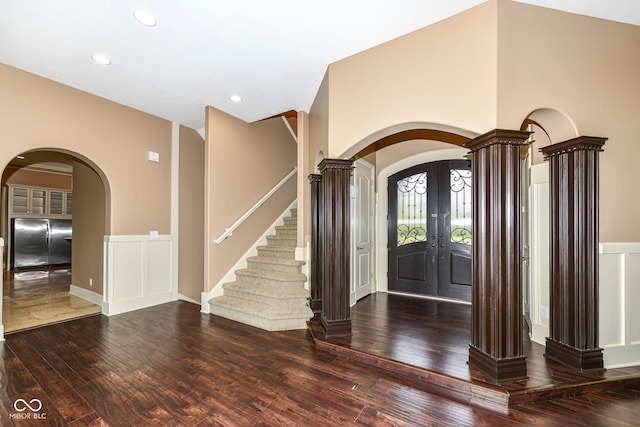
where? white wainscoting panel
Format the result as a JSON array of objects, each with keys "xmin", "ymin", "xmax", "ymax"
[
  {"xmin": 599, "ymin": 242, "xmax": 640, "ymax": 368},
  {"xmin": 104, "ymin": 235, "xmax": 174, "ymax": 316}
]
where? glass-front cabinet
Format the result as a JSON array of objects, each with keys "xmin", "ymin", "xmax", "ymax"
[
  {"xmin": 9, "ymin": 185, "xmax": 72, "ymax": 218},
  {"xmin": 49, "ymin": 190, "xmax": 73, "ymax": 216}
]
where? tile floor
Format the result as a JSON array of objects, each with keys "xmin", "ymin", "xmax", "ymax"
[{"xmin": 2, "ymin": 268, "xmax": 101, "ymax": 333}]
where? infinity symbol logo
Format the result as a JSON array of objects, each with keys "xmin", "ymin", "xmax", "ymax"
[{"xmin": 13, "ymin": 398, "xmax": 43, "ymax": 412}]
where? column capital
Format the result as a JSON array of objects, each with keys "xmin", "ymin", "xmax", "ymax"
[
  {"xmin": 464, "ymin": 129, "xmax": 531, "ymax": 152},
  {"xmin": 540, "ymin": 136, "xmax": 606, "ymax": 158},
  {"xmin": 308, "ymin": 173, "xmax": 323, "ymax": 183},
  {"xmin": 318, "ymin": 158, "xmax": 353, "ymax": 172}
]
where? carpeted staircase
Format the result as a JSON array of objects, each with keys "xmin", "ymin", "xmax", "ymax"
[{"xmin": 209, "ymin": 208, "xmax": 313, "ymax": 331}]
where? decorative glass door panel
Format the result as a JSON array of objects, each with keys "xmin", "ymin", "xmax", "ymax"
[
  {"xmin": 449, "ymin": 169, "xmax": 472, "ymax": 245},
  {"xmin": 388, "ymin": 160, "xmax": 472, "ymax": 301},
  {"xmin": 396, "ymin": 172, "xmax": 427, "ymax": 245}
]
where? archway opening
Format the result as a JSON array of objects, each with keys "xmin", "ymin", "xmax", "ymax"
[
  {"xmin": 343, "ymin": 123, "xmax": 476, "ymax": 305},
  {"xmin": 1, "ymin": 148, "xmax": 110, "ymax": 334},
  {"xmin": 519, "ymin": 108, "xmax": 578, "ymax": 345}
]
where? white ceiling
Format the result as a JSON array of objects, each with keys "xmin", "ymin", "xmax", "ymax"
[{"xmin": 1, "ymin": 0, "xmax": 638, "ymax": 130}]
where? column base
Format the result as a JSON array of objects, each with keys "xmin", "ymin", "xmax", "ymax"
[
  {"xmin": 320, "ymin": 317, "xmax": 351, "ymax": 338},
  {"xmin": 469, "ymin": 345, "xmax": 528, "ymax": 383},
  {"xmin": 545, "ymin": 338, "xmax": 604, "ymax": 373}
]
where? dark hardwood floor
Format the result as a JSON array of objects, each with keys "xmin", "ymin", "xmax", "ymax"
[
  {"xmin": 311, "ymin": 293, "xmax": 640, "ymax": 409},
  {"xmin": 2, "ymin": 300, "xmax": 640, "ymax": 426}
]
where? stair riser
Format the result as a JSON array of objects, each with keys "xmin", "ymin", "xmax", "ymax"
[
  {"xmin": 246, "ymin": 261, "xmax": 302, "ymax": 274},
  {"xmin": 275, "ymin": 228, "xmax": 297, "ymax": 238},
  {"xmin": 209, "ymin": 305, "xmax": 310, "ymax": 331},
  {"xmin": 257, "ymin": 248, "xmax": 296, "ymax": 259},
  {"xmin": 224, "ymin": 288, "xmax": 309, "ymax": 308},
  {"xmin": 236, "ymin": 275, "xmax": 305, "ymax": 288},
  {"xmin": 283, "ymin": 218, "xmax": 296, "ymax": 227},
  {"xmin": 266, "ymin": 237, "xmax": 296, "ymax": 247}
]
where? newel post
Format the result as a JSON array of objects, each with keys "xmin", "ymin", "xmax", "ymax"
[
  {"xmin": 541, "ymin": 136, "xmax": 606, "ymax": 372},
  {"xmin": 318, "ymin": 158, "xmax": 353, "ymax": 337},
  {"xmin": 465, "ymin": 129, "xmax": 530, "ymax": 382},
  {"xmin": 308, "ymin": 173, "xmax": 323, "ymax": 316}
]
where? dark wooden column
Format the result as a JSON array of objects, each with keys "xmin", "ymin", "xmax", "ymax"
[
  {"xmin": 308, "ymin": 173, "xmax": 323, "ymax": 317},
  {"xmin": 541, "ymin": 136, "xmax": 606, "ymax": 372},
  {"xmin": 319, "ymin": 159, "xmax": 353, "ymax": 337},
  {"xmin": 465, "ymin": 129, "xmax": 530, "ymax": 382}
]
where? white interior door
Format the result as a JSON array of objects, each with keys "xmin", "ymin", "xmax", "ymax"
[
  {"xmin": 529, "ymin": 161, "xmax": 550, "ymax": 344},
  {"xmin": 351, "ymin": 159, "xmax": 375, "ymax": 305}
]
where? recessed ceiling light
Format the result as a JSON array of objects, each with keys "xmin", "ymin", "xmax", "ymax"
[
  {"xmin": 91, "ymin": 54, "xmax": 111, "ymax": 65},
  {"xmin": 134, "ymin": 10, "xmax": 157, "ymax": 27},
  {"xmin": 16, "ymin": 155, "xmax": 25, "ymax": 160},
  {"xmin": 230, "ymin": 95, "xmax": 242, "ymax": 103}
]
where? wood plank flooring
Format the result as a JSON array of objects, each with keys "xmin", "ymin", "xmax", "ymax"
[
  {"xmin": 3, "ymin": 269, "xmax": 101, "ymax": 333},
  {"xmin": 311, "ymin": 293, "xmax": 640, "ymax": 408},
  {"xmin": 2, "ymin": 300, "xmax": 640, "ymax": 425}
]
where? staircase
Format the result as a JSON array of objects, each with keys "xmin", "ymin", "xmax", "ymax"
[{"xmin": 209, "ymin": 208, "xmax": 313, "ymax": 331}]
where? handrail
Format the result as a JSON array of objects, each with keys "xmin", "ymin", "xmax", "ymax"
[{"xmin": 214, "ymin": 167, "xmax": 297, "ymax": 244}]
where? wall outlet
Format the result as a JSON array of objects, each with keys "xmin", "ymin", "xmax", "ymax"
[
  {"xmin": 540, "ymin": 305, "xmax": 549, "ymax": 319},
  {"xmin": 150, "ymin": 230, "xmax": 159, "ymax": 238},
  {"xmin": 89, "ymin": 278, "xmax": 93, "ymax": 287}
]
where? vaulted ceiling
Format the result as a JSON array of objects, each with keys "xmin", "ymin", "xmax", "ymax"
[{"xmin": 1, "ymin": 0, "xmax": 638, "ymax": 130}]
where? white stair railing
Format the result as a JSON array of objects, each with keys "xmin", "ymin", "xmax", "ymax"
[{"xmin": 214, "ymin": 167, "xmax": 297, "ymax": 244}]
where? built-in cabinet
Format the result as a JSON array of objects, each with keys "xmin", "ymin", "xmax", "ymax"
[
  {"xmin": 7, "ymin": 185, "xmax": 73, "ymax": 270},
  {"xmin": 9, "ymin": 185, "xmax": 72, "ymax": 218}
]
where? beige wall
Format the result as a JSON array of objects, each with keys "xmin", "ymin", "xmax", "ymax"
[
  {"xmin": 305, "ymin": 0, "xmax": 639, "ymax": 242},
  {"xmin": 326, "ymin": 1, "xmax": 498, "ymax": 159},
  {"xmin": 71, "ymin": 160, "xmax": 106, "ymax": 294},
  {"xmin": 205, "ymin": 107, "xmax": 297, "ymax": 291},
  {"xmin": 0, "ymin": 63, "xmax": 172, "ymax": 236},
  {"xmin": 495, "ymin": 0, "xmax": 640, "ymax": 241},
  {"xmin": 4, "ymin": 166, "xmax": 72, "ymax": 190},
  {"xmin": 309, "ymin": 71, "xmax": 330, "ymax": 174},
  {"xmin": 178, "ymin": 126, "xmax": 205, "ymax": 301}
]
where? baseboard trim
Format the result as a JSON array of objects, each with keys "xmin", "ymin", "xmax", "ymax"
[
  {"xmin": 178, "ymin": 293, "xmax": 199, "ymax": 305},
  {"xmin": 69, "ymin": 284, "xmax": 103, "ymax": 306},
  {"xmin": 103, "ymin": 292, "xmax": 173, "ymax": 317}
]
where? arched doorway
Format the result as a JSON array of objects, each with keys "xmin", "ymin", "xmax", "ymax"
[
  {"xmin": 346, "ymin": 123, "xmax": 476, "ymax": 306},
  {"xmin": 1, "ymin": 149, "xmax": 110, "ymax": 334}
]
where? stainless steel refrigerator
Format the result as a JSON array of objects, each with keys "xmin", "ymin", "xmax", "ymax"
[{"xmin": 11, "ymin": 218, "xmax": 72, "ymax": 269}]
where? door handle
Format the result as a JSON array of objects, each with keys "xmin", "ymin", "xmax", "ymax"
[{"xmin": 356, "ymin": 246, "xmax": 364, "ymax": 250}]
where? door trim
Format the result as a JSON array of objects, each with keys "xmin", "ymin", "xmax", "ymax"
[{"xmin": 376, "ymin": 148, "xmax": 469, "ymax": 293}]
